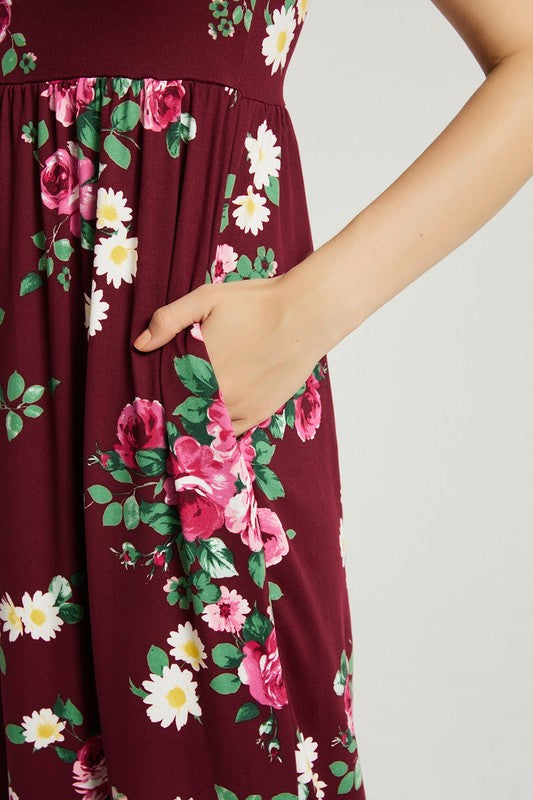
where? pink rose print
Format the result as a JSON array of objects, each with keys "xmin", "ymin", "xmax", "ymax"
[
  {"xmin": 206, "ymin": 396, "xmax": 240, "ymax": 461},
  {"xmin": 40, "ymin": 144, "xmax": 98, "ymax": 237},
  {"xmin": 113, "ymin": 398, "xmax": 167, "ymax": 469},
  {"xmin": 0, "ymin": 1, "xmax": 11, "ymax": 44},
  {"xmin": 71, "ymin": 734, "xmax": 110, "ymax": 800},
  {"xmin": 212, "ymin": 243, "xmax": 238, "ymax": 283},
  {"xmin": 141, "ymin": 79, "xmax": 185, "ymax": 132},
  {"xmin": 294, "ymin": 373, "xmax": 322, "ymax": 441},
  {"xmin": 257, "ymin": 507, "xmax": 289, "ymax": 567},
  {"xmin": 201, "ymin": 585, "xmax": 251, "ymax": 633},
  {"xmin": 78, "ymin": 155, "xmax": 98, "ymax": 224},
  {"xmin": 41, "ymin": 77, "xmax": 97, "ymax": 127},
  {"xmin": 343, "ymin": 674, "xmax": 355, "ymax": 736},
  {"xmin": 164, "ymin": 436, "xmax": 236, "ymax": 541},
  {"xmin": 237, "ymin": 627, "xmax": 288, "ymax": 709},
  {"xmin": 224, "ymin": 462, "xmax": 263, "ymax": 552},
  {"xmin": 40, "ymin": 146, "xmax": 79, "ymax": 214}
]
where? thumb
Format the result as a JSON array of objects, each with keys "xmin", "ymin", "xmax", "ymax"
[{"xmin": 132, "ymin": 285, "xmax": 211, "ymax": 351}]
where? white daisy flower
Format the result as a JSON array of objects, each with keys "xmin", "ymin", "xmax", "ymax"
[
  {"xmin": 245, "ymin": 119, "xmax": 281, "ymax": 191},
  {"xmin": 312, "ymin": 771, "xmax": 327, "ymax": 798},
  {"xmin": 19, "ymin": 589, "xmax": 63, "ymax": 641},
  {"xmin": 261, "ymin": 5, "xmax": 297, "ymax": 75},
  {"xmin": 21, "ymin": 707, "xmax": 66, "ymax": 749},
  {"xmin": 295, "ymin": 732, "xmax": 319, "ymax": 784},
  {"xmin": 232, "ymin": 184, "xmax": 271, "ymax": 235},
  {"xmin": 96, "ymin": 187, "xmax": 133, "ymax": 230},
  {"xmin": 84, "ymin": 279, "xmax": 110, "ymax": 338},
  {"xmin": 142, "ymin": 662, "xmax": 201, "ymax": 730},
  {"xmin": 0, "ymin": 593, "xmax": 24, "ymax": 641},
  {"xmin": 167, "ymin": 621, "xmax": 207, "ymax": 671},
  {"xmin": 297, "ymin": 0, "xmax": 311, "ymax": 24},
  {"xmin": 94, "ymin": 226, "xmax": 138, "ymax": 289}
]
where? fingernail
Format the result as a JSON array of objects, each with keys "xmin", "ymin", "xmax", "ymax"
[{"xmin": 133, "ymin": 329, "xmax": 152, "ymax": 349}]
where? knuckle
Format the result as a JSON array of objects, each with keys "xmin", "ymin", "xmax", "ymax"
[{"xmin": 151, "ymin": 305, "xmax": 173, "ymax": 329}]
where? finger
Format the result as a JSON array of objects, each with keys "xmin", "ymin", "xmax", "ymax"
[{"xmin": 132, "ymin": 286, "xmax": 210, "ymax": 351}]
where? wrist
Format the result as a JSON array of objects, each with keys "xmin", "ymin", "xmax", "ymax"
[{"xmin": 274, "ymin": 241, "xmax": 365, "ymax": 357}]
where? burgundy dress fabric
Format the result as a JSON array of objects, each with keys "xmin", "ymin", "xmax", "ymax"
[{"xmin": 0, "ymin": 2, "xmax": 366, "ymax": 798}]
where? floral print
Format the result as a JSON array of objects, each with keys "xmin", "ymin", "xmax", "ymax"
[{"xmin": 0, "ymin": 1, "xmax": 364, "ymax": 797}]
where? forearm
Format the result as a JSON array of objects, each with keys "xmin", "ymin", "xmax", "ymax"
[{"xmin": 285, "ymin": 48, "xmax": 533, "ymax": 354}]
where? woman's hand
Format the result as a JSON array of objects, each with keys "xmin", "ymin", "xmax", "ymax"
[{"xmin": 132, "ymin": 272, "xmax": 326, "ymax": 439}]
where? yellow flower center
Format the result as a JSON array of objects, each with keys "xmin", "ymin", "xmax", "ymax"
[
  {"xmin": 245, "ymin": 196, "xmax": 256, "ymax": 214},
  {"xmin": 37, "ymin": 722, "xmax": 56, "ymax": 739},
  {"xmin": 276, "ymin": 30, "xmax": 287, "ymax": 53},
  {"xmin": 258, "ymin": 146, "xmax": 264, "ymax": 162},
  {"xmin": 166, "ymin": 686, "xmax": 187, "ymax": 709},
  {"xmin": 110, "ymin": 244, "xmax": 128, "ymax": 265},
  {"xmin": 8, "ymin": 608, "xmax": 22, "ymax": 628},
  {"xmin": 30, "ymin": 608, "xmax": 46, "ymax": 626},
  {"xmin": 184, "ymin": 640, "xmax": 200, "ymax": 660},
  {"xmin": 102, "ymin": 204, "xmax": 118, "ymax": 222}
]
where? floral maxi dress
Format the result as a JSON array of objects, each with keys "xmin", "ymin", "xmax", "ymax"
[{"xmin": 0, "ymin": 1, "xmax": 366, "ymax": 798}]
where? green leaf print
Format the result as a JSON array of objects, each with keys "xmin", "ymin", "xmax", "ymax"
[
  {"xmin": 337, "ymin": 770, "xmax": 355, "ymax": 794},
  {"xmin": 48, "ymin": 575, "xmax": 72, "ymax": 604},
  {"xmin": 31, "ymin": 230, "xmax": 46, "ymax": 249},
  {"xmin": 210, "ymin": 672, "xmax": 241, "ymax": 694},
  {"xmin": 22, "ymin": 404, "xmax": 43, "ymax": 418},
  {"xmin": 53, "ymin": 238, "xmax": 74, "ymax": 262},
  {"xmin": 104, "ymin": 133, "xmax": 131, "ymax": 169},
  {"xmin": 139, "ymin": 500, "xmax": 181, "ymax": 535},
  {"xmin": 5, "ymin": 411, "xmax": 23, "ymax": 441},
  {"xmin": 271, "ymin": 795, "xmax": 298, "ymax": 800},
  {"xmin": 215, "ymin": 787, "xmax": 239, "ymax": 800},
  {"xmin": 242, "ymin": 604, "xmax": 273, "ymax": 646},
  {"xmin": 58, "ymin": 602, "xmax": 84, "ymax": 624},
  {"xmin": 329, "ymin": 760, "xmax": 348, "ymax": 777},
  {"xmin": 54, "ymin": 746, "xmax": 78, "ymax": 763},
  {"xmin": 235, "ymin": 701, "xmax": 260, "ymax": 722},
  {"xmin": 174, "ymin": 354, "xmax": 218, "ymax": 398},
  {"xmin": 248, "ymin": 549, "xmax": 266, "ymax": 588},
  {"xmin": 5, "ymin": 724, "xmax": 25, "ymax": 744},
  {"xmin": 111, "ymin": 100, "xmax": 141, "ymax": 132},
  {"xmin": 88, "ymin": 484, "xmax": 113, "ymax": 504},
  {"xmin": 19, "ymin": 271, "xmax": 43, "ymax": 295},
  {"xmin": 11, "ymin": 33, "xmax": 26, "ymax": 47},
  {"xmin": 197, "ymin": 537, "xmax": 238, "ymax": 579},
  {"xmin": 264, "ymin": 175, "xmax": 280, "ymax": 206},
  {"xmin": 52, "ymin": 695, "xmax": 83, "ymax": 727},
  {"xmin": 102, "ymin": 501, "xmax": 123, "ymax": 526},
  {"xmin": 129, "ymin": 676, "xmax": 149, "ymax": 699},
  {"xmin": 135, "ymin": 447, "xmax": 168, "ymax": 476},
  {"xmin": 147, "ymin": 645, "xmax": 170, "ymax": 677},
  {"xmin": 76, "ymin": 107, "xmax": 102, "ymax": 151},
  {"xmin": 212, "ymin": 643, "xmax": 243, "ymax": 669},
  {"xmin": 123, "ymin": 495, "xmax": 140, "ymax": 530},
  {"xmin": 0, "ymin": 646, "xmax": 5, "ymax": 675},
  {"xmin": 253, "ymin": 463, "xmax": 285, "ymax": 500},
  {"xmin": 37, "ymin": 119, "xmax": 49, "ymax": 148},
  {"xmin": 166, "ymin": 123, "xmax": 181, "ymax": 158},
  {"xmin": 268, "ymin": 581, "xmax": 283, "ymax": 601},
  {"xmin": 22, "ymin": 384, "xmax": 45, "ymax": 403},
  {"xmin": 225, "ymin": 173, "xmax": 236, "ymax": 198},
  {"xmin": 7, "ymin": 371, "xmax": 24, "ymax": 401},
  {"xmin": 1, "ymin": 48, "xmax": 17, "ymax": 77}
]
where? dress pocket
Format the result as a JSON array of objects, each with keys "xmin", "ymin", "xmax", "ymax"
[{"xmin": 165, "ymin": 319, "xmax": 261, "ymax": 454}]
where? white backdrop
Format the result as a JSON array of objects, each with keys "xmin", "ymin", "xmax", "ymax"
[{"xmin": 284, "ymin": 2, "xmax": 533, "ymax": 798}]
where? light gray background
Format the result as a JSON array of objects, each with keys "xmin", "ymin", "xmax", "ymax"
[{"xmin": 283, "ymin": 1, "xmax": 533, "ymax": 798}]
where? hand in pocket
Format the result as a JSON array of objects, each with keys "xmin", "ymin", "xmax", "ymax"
[{"xmin": 132, "ymin": 274, "xmax": 325, "ymax": 440}]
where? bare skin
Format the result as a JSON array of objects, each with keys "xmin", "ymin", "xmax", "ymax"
[{"xmin": 133, "ymin": 0, "xmax": 533, "ymax": 439}]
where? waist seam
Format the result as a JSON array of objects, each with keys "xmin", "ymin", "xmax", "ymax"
[{"xmin": 0, "ymin": 72, "xmax": 287, "ymax": 109}]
